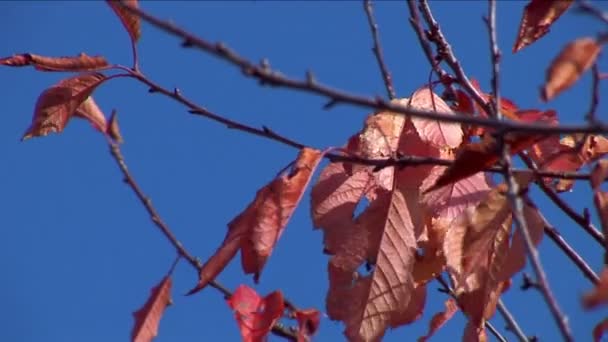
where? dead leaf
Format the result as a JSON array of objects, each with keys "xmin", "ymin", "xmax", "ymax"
[
  {"xmin": 74, "ymin": 96, "xmax": 107, "ymax": 133},
  {"xmin": 22, "ymin": 72, "xmax": 107, "ymax": 140},
  {"xmin": 227, "ymin": 285, "xmax": 285, "ymax": 342},
  {"xmin": 294, "ymin": 309, "xmax": 321, "ymax": 342},
  {"xmin": 131, "ymin": 276, "xmax": 172, "ymax": 342},
  {"xmin": 542, "ymin": 37, "xmax": 601, "ymax": 101},
  {"xmin": 418, "ymin": 298, "xmax": 459, "ymax": 342},
  {"xmin": 513, "ymin": 0, "xmax": 573, "ymax": 53},
  {"xmin": 107, "ymin": 0, "xmax": 141, "ymax": 43},
  {"xmin": 188, "ymin": 148, "xmax": 323, "ymax": 294},
  {"xmin": 584, "ymin": 268, "xmax": 608, "ymax": 309},
  {"xmin": 593, "ymin": 318, "xmax": 608, "ymax": 342},
  {"xmin": 0, "ymin": 53, "xmax": 109, "ymax": 72}
]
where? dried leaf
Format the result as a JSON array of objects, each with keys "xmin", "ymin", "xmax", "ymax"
[
  {"xmin": 583, "ymin": 268, "xmax": 608, "ymax": 309},
  {"xmin": 74, "ymin": 96, "xmax": 107, "ymax": 133},
  {"xmin": 0, "ymin": 53, "xmax": 109, "ymax": 72},
  {"xmin": 542, "ymin": 37, "xmax": 601, "ymax": 101},
  {"xmin": 294, "ymin": 309, "xmax": 321, "ymax": 342},
  {"xmin": 406, "ymin": 87, "xmax": 462, "ymax": 149},
  {"xmin": 513, "ymin": 0, "xmax": 573, "ymax": 53},
  {"xmin": 593, "ymin": 318, "xmax": 608, "ymax": 342},
  {"xmin": 417, "ymin": 298, "xmax": 459, "ymax": 342},
  {"xmin": 22, "ymin": 73, "xmax": 107, "ymax": 140},
  {"xmin": 107, "ymin": 0, "xmax": 141, "ymax": 43},
  {"xmin": 227, "ymin": 285, "xmax": 285, "ymax": 342},
  {"xmin": 131, "ymin": 276, "xmax": 172, "ymax": 342},
  {"xmin": 188, "ymin": 148, "xmax": 323, "ymax": 294}
]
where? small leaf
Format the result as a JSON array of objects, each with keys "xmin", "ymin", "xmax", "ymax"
[
  {"xmin": 131, "ymin": 276, "xmax": 172, "ymax": 342},
  {"xmin": 593, "ymin": 318, "xmax": 608, "ymax": 342},
  {"xmin": 294, "ymin": 309, "xmax": 321, "ymax": 342},
  {"xmin": 542, "ymin": 37, "xmax": 601, "ymax": 101},
  {"xmin": 0, "ymin": 53, "xmax": 109, "ymax": 72},
  {"xmin": 513, "ymin": 0, "xmax": 573, "ymax": 53},
  {"xmin": 418, "ymin": 298, "xmax": 459, "ymax": 342},
  {"xmin": 22, "ymin": 72, "xmax": 107, "ymax": 140},
  {"xmin": 583, "ymin": 268, "xmax": 608, "ymax": 309},
  {"xmin": 107, "ymin": 0, "xmax": 141, "ymax": 43},
  {"xmin": 227, "ymin": 285, "xmax": 285, "ymax": 342},
  {"xmin": 108, "ymin": 110, "xmax": 124, "ymax": 144},
  {"xmin": 188, "ymin": 148, "xmax": 323, "ymax": 294},
  {"xmin": 74, "ymin": 96, "xmax": 108, "ymax": 133}
]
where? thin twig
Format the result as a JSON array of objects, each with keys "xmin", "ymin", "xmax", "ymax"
[
  {"xmin": 363, "ymin": 0, "xmax": 396, "ymax": 99},
  {"xmin": 107, "ymin": 140, "xmax": 298, "ymax": 341},
  {"xmin": 577, "ymin": 0, "xmax": 608, "ymax": 26},
  {"xmin": 586, "ymin": 64, "xmax": 601, "ymax": 123},
  {"xmin": 497, "ymin": 299, "xmax": 529, "ymax": 342},
  {"xmin": 117, "ymin": 2, "xmax": 608, "ymax": 136}
]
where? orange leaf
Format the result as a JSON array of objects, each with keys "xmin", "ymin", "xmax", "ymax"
[
  {"xmin": 0, "ymin": 53, "xmax": 109, "ymax": 72},
  {"xmin": 74, "ymin": 96, "xmax": 108, "ymax": 133},
  {"xmin": 593, "ymin": 318, "xmax": 608, "ymax": 342},
  {"xmin": 22, "ymin": 72, "xmax": 107, "ymax": 140},
  {"xmin": 513, "ymin": 0, "xmax": 573, "ymax": 53},
  {"xmin": 542, "ymin": 37, "xmax": 601, "ymax": 101},
  {"xmin": 227, "ymin": 285, "xmax": 285, "ymax": 342},
  {"xmin": 107, "ymin": 0, "xmax": 141, "ymax": 43},
  {"xmin": 188, "ymin": 148, "xmax": 323, "ymax": 294},
  {"xmin": 418, "ymin": 298, "xmax": 459, "ymax": 342},
  {"xmin": 583, "ymin": 268, "xmax": 608, "ymax": 309},
  {"xmin": 131, "ymin": 276, "xmax": 172, "ymax": 342},
  {"xmin": 294, "ymin": 309, "xmax": 321, "ymax": 342}
]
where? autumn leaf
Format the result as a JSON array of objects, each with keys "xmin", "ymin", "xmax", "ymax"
[
  {"xmin": 132, "ymin": 276, "xmax": 172, "ymax": 342},
  {"xmin": 542, "ymin": 37, "xmax": 602, "ymax": 101},
  {"xmin": 107, "ymin": 0, "xmax": 141, "ymax": 43},
  {"xmin": 583, "ymin": 268, "xmax": 608, "ymax": 310},
  {"xmin": 418, "ymin": 298, "xmax": 459, "ymax": 342},
  {"xmin": 294, "ymin": 309, "xmax": 321, "ymax": 342},
  {"xmin": 406, "ymin": 87, "xmax": 463, "ymax": 149},
  {"xmin": 593, "ymin": 318, "xmax": 608, "ymax": 342},
  {"xmin": 22, "ymin": 72, "xmax": 107, "ymax": 140},
  {"xmin": 0, "ymin": 53, "xmax": 109, "ymax": 72},
  {"xmin": 513, "ymin": 0, "xmax": 573, "ymax": 53},
  {"xmin": 188, "ymin": 148, "xmax": 323, "ymax": 295},
  {"xmin": 74, "ymin": 96, "xmax": 108, "ymax": 133},
  {"xmin": 108, "ymin": 110, "xmax": 124, "ymax": 144},
  {"xmin": 227, "ymin": 285, "xmax": 285, "ymax": 342}
]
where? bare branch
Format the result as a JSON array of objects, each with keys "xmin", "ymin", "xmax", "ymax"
[
  {"xmin": 577, "ymin": 0, "xmax": 608, "ymax": 26},
  {"xmin": 363, "ymin": 0, "xmax": 396, "ymax": 99}
]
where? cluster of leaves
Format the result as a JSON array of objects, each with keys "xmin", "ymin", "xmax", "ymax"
[{"xmin": 3, "ymin": 0, "xmax": 608, "ymax": 341}]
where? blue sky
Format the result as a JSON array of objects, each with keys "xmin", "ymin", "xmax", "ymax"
[{"xmin": 1, "ymin": 1, "xmax": 607, "ymax": 341}]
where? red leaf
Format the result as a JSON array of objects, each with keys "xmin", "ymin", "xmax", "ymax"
[
  {"xmin": 583, "ymin": 268, "xmax": 608, "ymax": 309},
  {"xmin": 0, "ymin": 53, "xmax": 109, "ymax": 72},
  {"xmin": 418, "ymin": 298, "xmax": 459, "ymax": 342},
  {"xmin": 188, "ymin": 148, "xmax": 323, "ymax": 294},
  {"xmin": 107, "ymin": 0, "xmax": 141, "ymax": 43},
  {"xmin": 593, "ymin": 318, "xmax": 608, "ymax": 342},
  {"xmin": 22, "ymin": 72, "xmax": 107, "ymax": 140},
  {"xmin": 542, "ymin": 37, "xmax": 601, "ymax": 101},
  {"xmin": 131, "ymin": 276, "xmax": 172, "ymax": 342},
  {"xmin": 294, "ymin": 309, "xmax": 321, "ymax": 342},
  {"xmin": 74, "ymin": 96, "xmax": 108, "ymax": 133},
  {"xmin": 227, "ymin": 285, "xmax": 285, "ymax": 342},
  {"xmin": 407, "ymin": 87, "xmax": 462, "ymax": 149},
  {"xmin": 513, "ymin": 0, "xmax": 573, "ymax": 53}
]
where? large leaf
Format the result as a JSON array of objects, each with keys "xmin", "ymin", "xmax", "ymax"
[
  {"xmin": 188, "ymin": 148, "xmax": 323, "ymax": 294},
  {"xmin": 0, "ymin": 53, "xmax": 109, "ymax": 72},
  {"xmin": 513, "ymin": 0, "xmax": 573, "ymax": 53},
  {"xmin": 226, "ymin": 285, "xmax": 285, "ymax": 342},
  {"xmin": 22, "ymin": 72, "xmax": 107, "ymax": 140},
  {"xmin": 131, "ymin": 276, "xmax": 172, "ymax": 342}
]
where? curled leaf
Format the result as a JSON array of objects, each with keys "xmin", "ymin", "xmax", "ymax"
[
  {"xmin": 542, "ymin": 37, "xmax": 601, "ymax": 101},
  {"xmin": 132, "ymin": 276, "xmax": 172, "ymax": 342},
  {"xmin": 418, "ymin": 298, "xmax": 459, "ymax": 342},
  {"xmin": 0, "ymin": 53, "xmax": 109, "ymax": 72},
  {"xmin": 22, "ymin": 72, "xmax": 107, "ymax": 140},
  {"xmin": 513, "ymin": 0, "xmax": 573, "ymax": 53},
  {"xmin": 294, "ymin": 309, "xmax": 321, "ymax": 342},
  {"xmin": 74, "ymin": 96, "xmax": 108, "ymax": 133},
  {"xmin": 188, "ymin": 148, "xmax": 323, "ymax": 294},
  {"xmin": 107, "ymin": 0, "xmax": 141, "ymax": 43},
  {"xmin": 227, "ymin": 285, "xmax": 285, "ymax": 342},
  {"xmin": 108, "ymin": 110, "xmax": 124, "ymax": 144}
]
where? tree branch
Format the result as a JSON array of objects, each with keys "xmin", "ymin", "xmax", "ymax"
[{"xmin": 363, "ymin": 0, "xmax": 396, "ymax": 99}]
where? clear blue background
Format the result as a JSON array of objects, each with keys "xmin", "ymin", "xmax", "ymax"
[{"xmin": 1, "ymin": 1, "xmax": 607, "ymax": 341}]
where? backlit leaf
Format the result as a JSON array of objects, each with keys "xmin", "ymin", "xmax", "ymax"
[
  {"xmin": 22, "ymin": 72, "xmax": 107, "ymax": 140},
  {"xmin": 131, "ymin": 276, "xmax": 172, "ymax": 342},
  {"xmin": 513, "ymin": 0, "xmax": 573, "ymax": 53},
  {"xmin": 542, "ymin": 37, "xmax": 601, "ymax": 101},
  {"xmin": 107, "ymin": 0, "xmax": 141, "ymax": 43},
  {"xmin": 188, "ymin": 148, "xmax": 323, "ymax": 294},
  {"xmin": 0, "ymin": 53, "xmax": 109, "ymax": 72},
  {"xmin": 418, "ymin": 298, "xmax": 458, "ymax": 342},
  {"xmin": 583, "ymin": 268, "xmax": 608, "ymax": 309},
  {"xmin": 294, "ymin": 309, "xmax": 321, "ymax": 342},
  {"xmin": 227, "ymin": 285, "xmax": 285, "ymax": 342}
]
